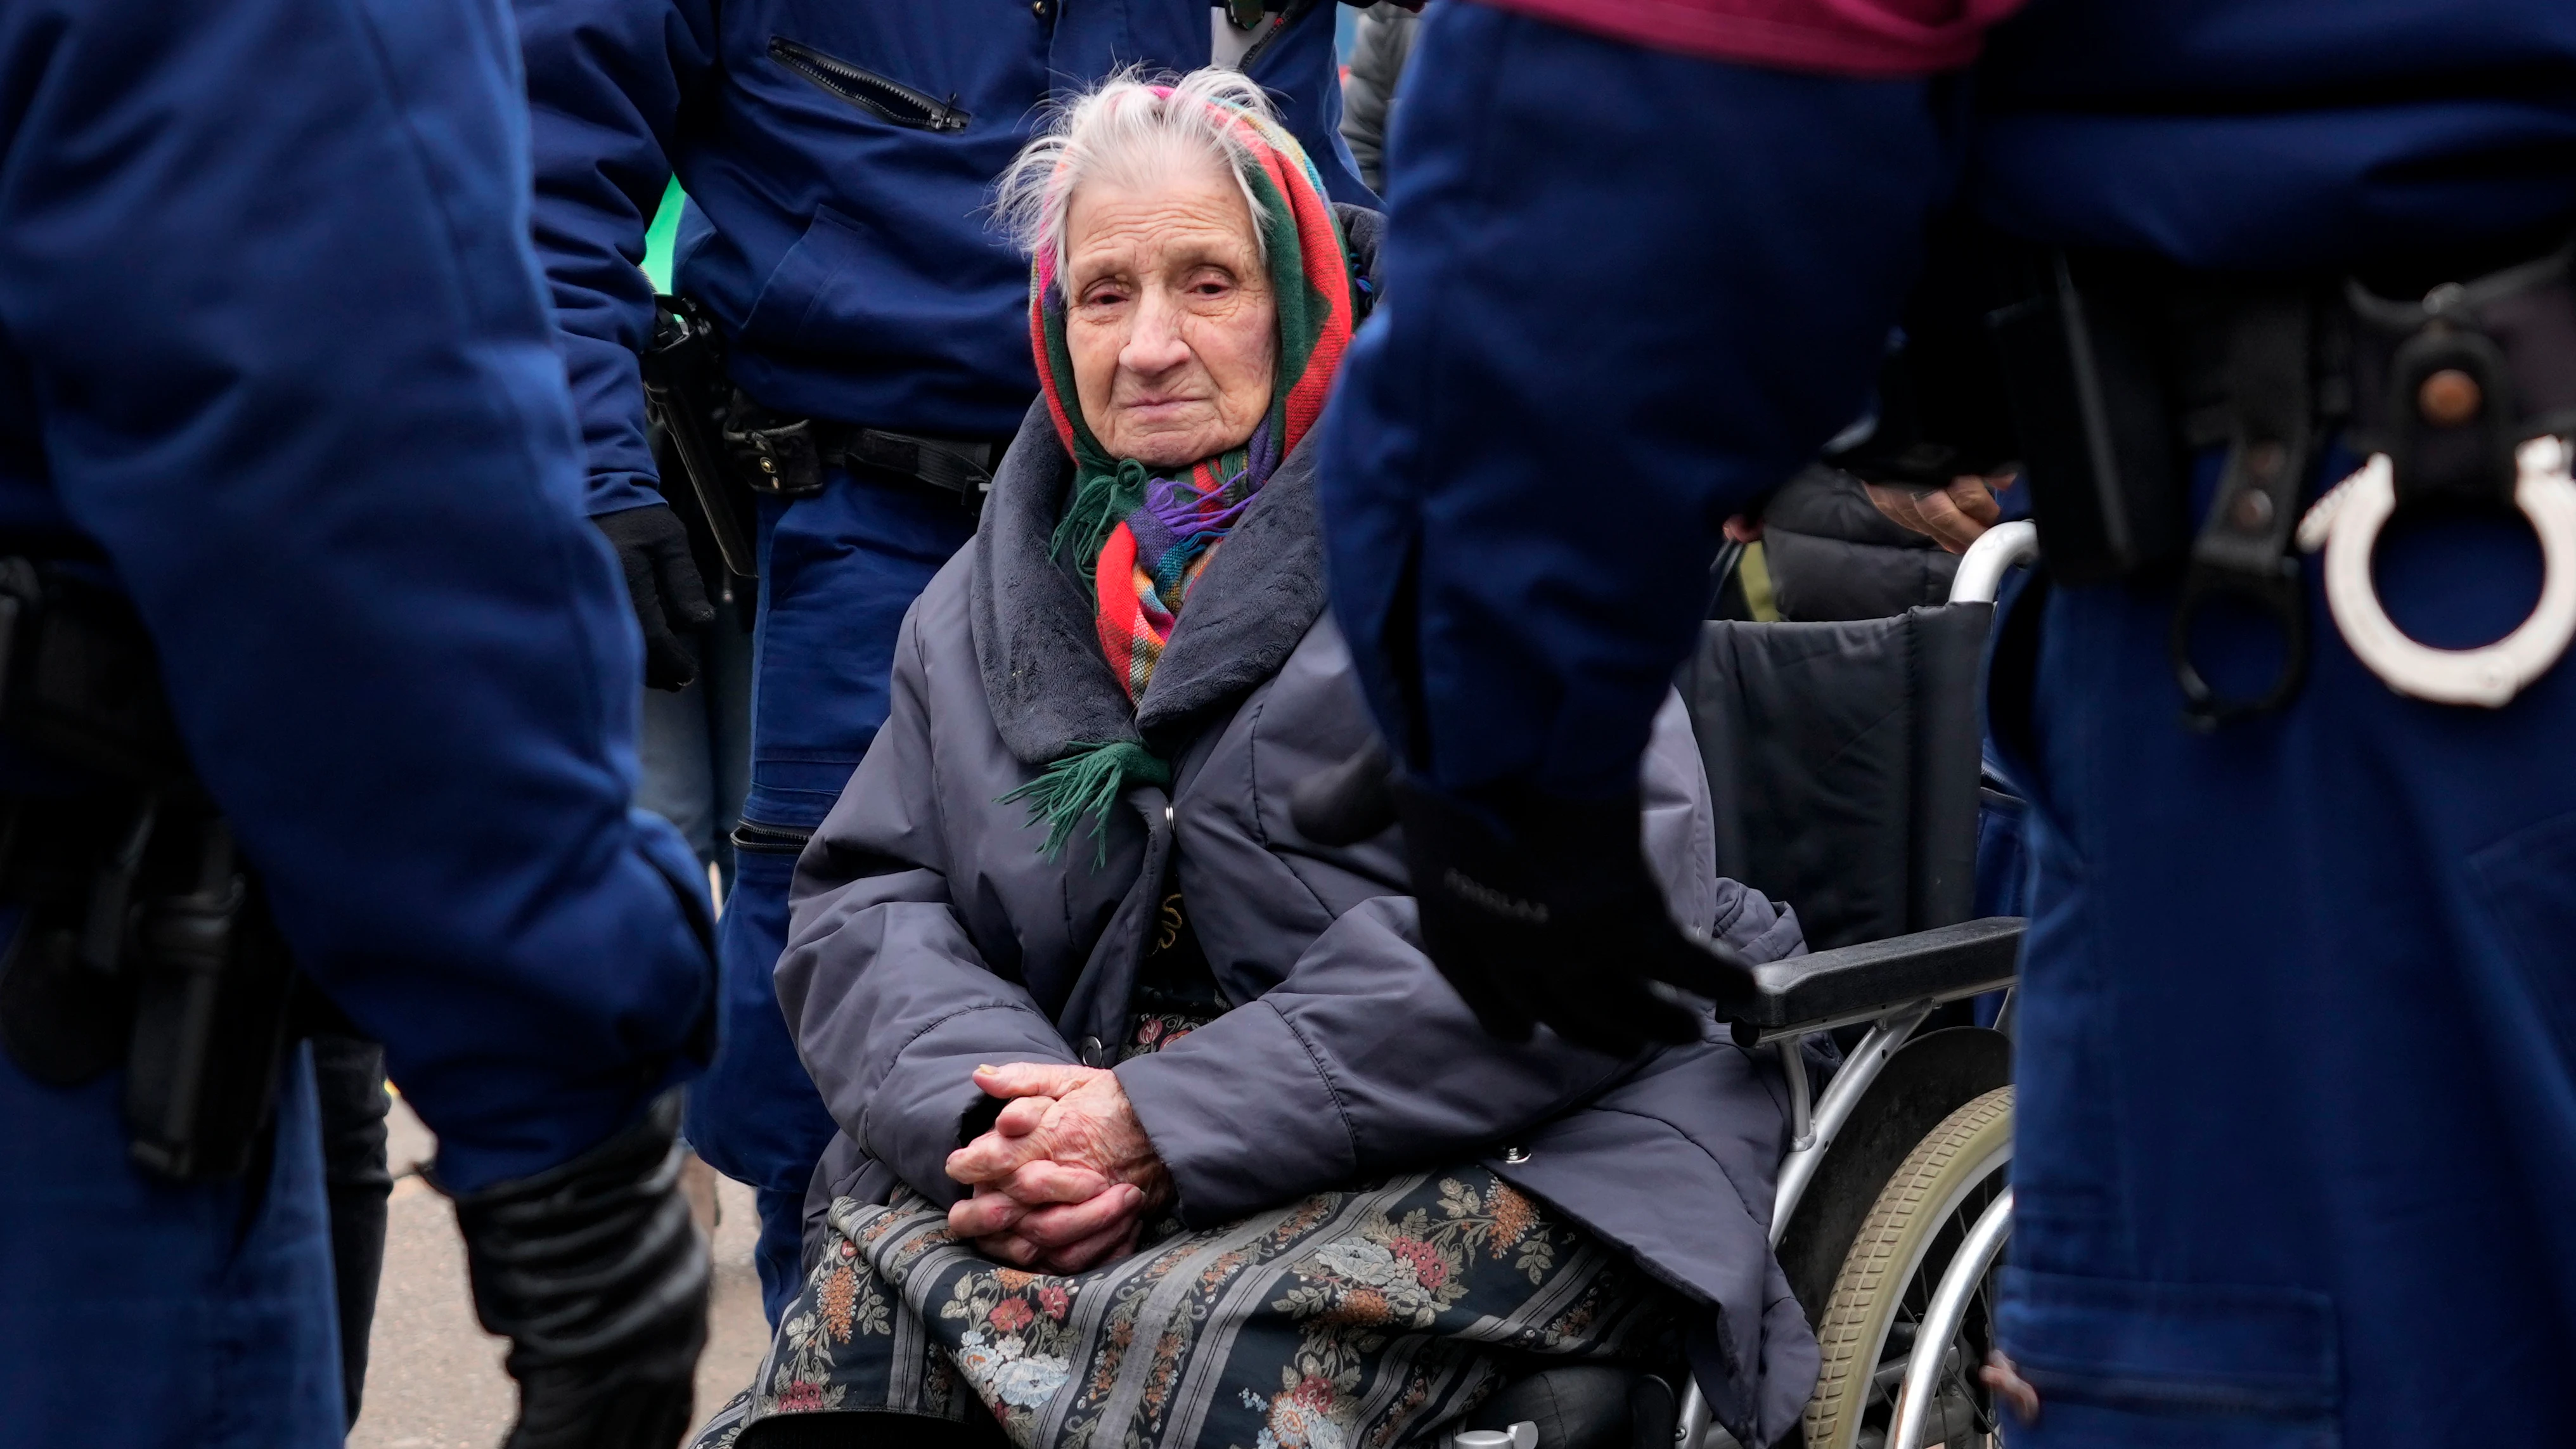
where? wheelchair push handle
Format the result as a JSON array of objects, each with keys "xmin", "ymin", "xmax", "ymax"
[{"xmin": 1949, "ymin": 518, "xmax": 2039, "ymax": 606}]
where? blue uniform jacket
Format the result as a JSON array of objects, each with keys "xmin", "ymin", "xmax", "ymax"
[
  {"xmin": 0, "ymin": 0, "xmax": 716, "ymax": 1194},
  {"xmin": 1318, "ymin": 1, "xmax": 2576, "ymax": 1442},
  {"xmin": 516, "ymin": 0, "xmax": 1374, "ymax": 515}
]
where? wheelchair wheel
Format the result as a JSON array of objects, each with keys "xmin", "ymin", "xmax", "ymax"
[{"xmin": 1804, "ymin": 1086, "xmax": 2012, "ymax": 1449}]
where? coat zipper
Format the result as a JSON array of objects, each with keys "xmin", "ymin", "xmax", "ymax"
[{"xmin": 768, "ymin": 37, "xmax": 970, "ymax": 132}]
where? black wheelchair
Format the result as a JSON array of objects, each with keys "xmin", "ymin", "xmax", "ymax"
[
  {"xmin": 1675, "ymin": 519, "xmax": 2038, "ymax": 1449},
  {"xmin": 1459, "ymin": 522, "xmax": 2038, "ymax": 1449}
]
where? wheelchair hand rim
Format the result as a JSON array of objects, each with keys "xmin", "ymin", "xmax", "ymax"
[{"xmin": 2321, "ymin": 437, "xmax": 2576, "ymax": 707}]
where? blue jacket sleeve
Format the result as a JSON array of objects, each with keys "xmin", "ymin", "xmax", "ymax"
[
  {"xmin": 1317, "ymin": 6, "xmax": 1955, "ymax": 797},
  {"xmin": 515, "ymin": 0, "xmax": 720, "ymax": 514},
  {"xmin": 0, "ymin": 0, "xmax": 716, "ymax": 1190}
]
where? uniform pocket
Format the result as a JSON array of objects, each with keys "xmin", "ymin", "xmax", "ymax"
[{"xmin": 1997, "ymin": 1266, "xmax": 2339, "ymax": 1448}]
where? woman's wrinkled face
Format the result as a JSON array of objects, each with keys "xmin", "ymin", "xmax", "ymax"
[{"xmin": 1062, "ymin": 157, "xmax": 1276, "ymax": 468}]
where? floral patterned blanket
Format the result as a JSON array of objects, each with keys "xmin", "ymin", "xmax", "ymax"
[{"xmin": 690, "ymin": 1168, "xmax": 1678, "ymax": 1449}]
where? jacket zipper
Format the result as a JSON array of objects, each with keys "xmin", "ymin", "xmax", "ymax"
[
  {"xmin": 730, "ymin": 820, "xmax": 816, "ymax": 856},
  {"xmin": 769, "ymin": 37, "xmax": 970, "ymax": 132}
]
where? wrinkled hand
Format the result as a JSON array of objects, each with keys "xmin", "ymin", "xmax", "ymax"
[
  {"xmin": 945, "ymin": 1064, "xmax": 1171, "ymax": 1273},
  {"xmin": 1864, "ymin": 472, "xmax": 2015, "ymax": 554}
]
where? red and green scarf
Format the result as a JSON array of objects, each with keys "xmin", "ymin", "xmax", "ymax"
[{"xmin": 1007, "ymin": 89, "xmax": 1355, "ymax": 861}]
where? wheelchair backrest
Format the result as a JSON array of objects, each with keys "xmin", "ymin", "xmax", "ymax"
[{"xmin": 1677, "ymin": 603, "xmax": 1989, "ymax": 950}]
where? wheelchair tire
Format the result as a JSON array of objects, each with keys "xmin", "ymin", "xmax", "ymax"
[{"xmin": 1803, "ymin": 1086, "xmax": 2012, "ymax": 1449}]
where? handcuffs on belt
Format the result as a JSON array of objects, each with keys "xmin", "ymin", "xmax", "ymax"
[
  {"xmin": 2295, "ymin": 253, "xmax": 2576, "ymax": 707},
  {"xmin": 2300, "ymin": 435, "xmax": 2576, "ymax": 706}
]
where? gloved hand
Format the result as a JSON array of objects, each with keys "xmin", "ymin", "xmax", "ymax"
[
  {"xmin": 442, "ymin": 1092, "xmax": 709, "ymax": 1449},
  {"xmin": 1292, "ymin": 745, "xmax": 1752, "ymax": 1055},
  {"xmin": 593, "ymin": 504, "xmax": 716, "ymax": 691},
  {"xmin": 1286, "ymin": 736, "xmax": 1401, "ymax": 844}
]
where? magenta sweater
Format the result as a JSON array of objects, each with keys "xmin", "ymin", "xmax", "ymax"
[{"xmin": 1469, "ymin": 0, "xmax": 2023, "ymax": 75}]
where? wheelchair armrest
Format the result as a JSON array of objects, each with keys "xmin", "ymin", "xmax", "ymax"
[{"xmin": 1725, "ymin": 916, "xmax": 2023, "ymax": 1046}]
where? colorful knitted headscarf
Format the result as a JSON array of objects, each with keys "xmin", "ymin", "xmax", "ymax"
[{"xmin": 1005, "ymin": 84, "xmax": 1355, "ymax": 861}]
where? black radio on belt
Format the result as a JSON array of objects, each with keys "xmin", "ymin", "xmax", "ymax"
[{"xmin": 0, "ymin": 558, "xmax": 293, "ymax": 1183}]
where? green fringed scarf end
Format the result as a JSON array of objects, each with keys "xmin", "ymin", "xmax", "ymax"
[
  {"xmin": 1000, "ymin": 739, "xmax": 1172, "ymax": 865},
  {"xmin": 1050, "ymin": 456, "xmax": 1154, "ymax": 586}
]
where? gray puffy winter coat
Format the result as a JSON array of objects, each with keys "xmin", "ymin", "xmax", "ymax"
[{"xmin": 779, "ymin": 401, "xmax": 1821, "ymax": 1444}]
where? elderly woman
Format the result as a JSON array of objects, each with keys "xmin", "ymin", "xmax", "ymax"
[{"xmin": 694, "ymin": 72, "xmax": 1817, "ymax": 1449}]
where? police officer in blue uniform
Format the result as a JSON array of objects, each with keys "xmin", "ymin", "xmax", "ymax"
[
  {"xmin": 1315, "ymin": 0, "xmax": 2576, "ymax": 1443},
  {"xmin": 512, "ymin": 0, "xmax": 1373, "ymax": 1323},
  {"xmin": 0, "ymin": 1, "xmax": 719, "ymax": 1445}
]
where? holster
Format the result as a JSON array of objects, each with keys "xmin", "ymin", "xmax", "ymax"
[
  {"xmin": 1985, "ymin": 250, "xmax": 2189, "ymax": 586},
  {"xmin": 0, "ymin": 557, "xmax": 294, "ymax": 1182},
  {"xmin": 642, "ymin": 297, "xmax": 761, "ymax": 584}
]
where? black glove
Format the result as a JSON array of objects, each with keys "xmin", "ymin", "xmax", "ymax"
[
  {"xmin": 1291, "ymin": 745, "xmax": 1752, "ymax": 1055},
  {"xmin": 594, "ymin": 504, "xmax": 716, "ymax": 692},
  {"xmin": 1286, "ymin": 736, "xmax": 1401, "ymax": 845},
  {"xmin": 442, "ymin": 1092, "xmax": 709, "ymax": 1449}
]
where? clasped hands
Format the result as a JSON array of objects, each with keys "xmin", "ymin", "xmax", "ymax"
[{"xmin": 944, "ymin": 1062, "xmax": 1173, "ymax": 1274}]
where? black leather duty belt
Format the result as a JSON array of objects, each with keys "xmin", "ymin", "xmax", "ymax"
[
  {"xmin": 1986, "ymin": 237, "xmax": 2576, "ymax": 723},
  {"xmin": 722, "ymin": 414, "xmax": 1008, "ymax": 511}
]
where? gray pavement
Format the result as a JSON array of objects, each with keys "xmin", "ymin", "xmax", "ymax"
[{"xmin": 345, "ymin": 1099, "xmax": 773, "ymax": 1449}]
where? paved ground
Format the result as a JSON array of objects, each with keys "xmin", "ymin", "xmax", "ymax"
[{"xmin": 345, "ymin": 1100, "xmax": 773, "ymax": 1449}]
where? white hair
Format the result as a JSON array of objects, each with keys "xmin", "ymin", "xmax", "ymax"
[{"xmin": 993, "ymin": 68, "xmax": 1280, "ymax": 293}]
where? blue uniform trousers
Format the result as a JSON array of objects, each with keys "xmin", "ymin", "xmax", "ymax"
[
  {"xmin": 1990, "ymin": 461, "xmax": 2576, "ymax": 1445},
  {"xmin": 683, "ymin": 467, "xmax": 976, "ymax": 1323},
  {"xmin": 1, "ymin": 1040, "xmax": 340, "ymax": 1448}
]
